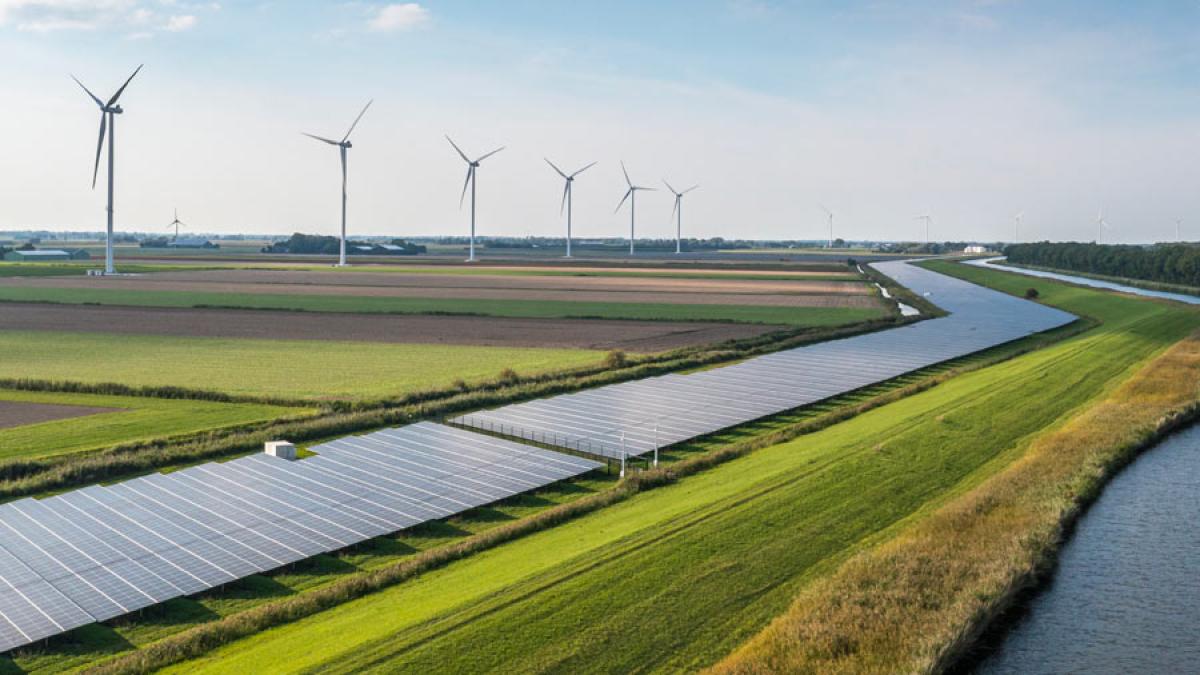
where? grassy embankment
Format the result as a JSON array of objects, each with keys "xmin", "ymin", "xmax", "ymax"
[
  {"xmin": 0, "ymin": 390, "xmax": 308, "ymax": 461},
  {"xmin": 0, "ymin": 332, "xmax": 606, "ymax": 400},
  {"xmin": 109, "ymin": 264, "xmax": 1195, "ymax": 674},
  {"xmin": 0, "ymin": 285, "xmax": 884, "ymax": 326},
  {"xmin": 712, "ymin": 260, "xmax": 1200, "ymax": 674},
  {"xmin": 2, "ymin": 315, "xmax": 1073, "ymax": 674}
]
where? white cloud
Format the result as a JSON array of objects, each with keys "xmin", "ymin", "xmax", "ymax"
[
  {"xmin": 368, "ymin": 3, "xmax": 428, "ymax": 33},
  {"xmin": 163, "ymin": 12, "xmax": 192, "ymax": 30}
]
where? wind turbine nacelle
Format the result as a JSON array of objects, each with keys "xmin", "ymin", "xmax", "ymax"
[
  {"xmin": 105, "ymin": 105, "xmax": 124, "ymax": 114},
  {"xmin": 343, "ymin": 141, "xmax": 353, "ymax": 148}
]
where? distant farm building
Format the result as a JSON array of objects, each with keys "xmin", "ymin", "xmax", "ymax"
[
  {"xmin": 963, "ymin": 245, "xmax": 989, "ymax": 254},
  {"xmin": 3, "ymin": 249, "xmax": 90, "ymax": 262}
]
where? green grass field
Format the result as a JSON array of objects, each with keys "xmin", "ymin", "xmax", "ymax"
[
  {"xmin": 0, "ymin": 390, "xmax": 308, "ymax": 461},
  {"xmin": 154, "ymin": 263, "xmax": 1197, "ymax": 673},
  {"xmin": 0, "ymin": 332, "xmax": 605, "ymax": 400},
  {"xmin": 0, "ymin": 286, "xmax": 884, "ymax": 326}
]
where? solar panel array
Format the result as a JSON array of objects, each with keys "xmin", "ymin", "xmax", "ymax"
[
  {"xmin": 452, "ymin": 260, "xmax": 1078, "ymax": 458},
  {"xmin": 0, "ymin": 422, "xmax": 600, "ymax": 653}
]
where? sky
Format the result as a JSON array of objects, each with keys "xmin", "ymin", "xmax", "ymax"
[{"xmin": 0, "ymin": 1, "xmax": 1197, "ymax": 243}]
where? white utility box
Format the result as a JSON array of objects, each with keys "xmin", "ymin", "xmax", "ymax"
[{"xmin": 264, "ymin": 440, "xmax": 298, "ymax": 461}]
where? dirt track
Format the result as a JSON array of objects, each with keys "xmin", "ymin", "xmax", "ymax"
[
  {"xmin": 0, "ymin": 400, "xmax": 120, "ymax": 429},
  {"xmin": 0, "ymin": 303, "xmax": 785, "ymax": 351}
]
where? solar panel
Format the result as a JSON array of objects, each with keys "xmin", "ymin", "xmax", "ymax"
[
  {"xmin": 451, "ymin": 259, "xmax": 1077, "ymax": 458},
  {"xmin": 0, "ymin": 422, "xmax": 600, "ymax": 654}
]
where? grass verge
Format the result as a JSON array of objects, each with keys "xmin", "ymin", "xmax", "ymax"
[{"xmin": 709, "ymin": 329, "xmax": 1200, "ymax": 675}]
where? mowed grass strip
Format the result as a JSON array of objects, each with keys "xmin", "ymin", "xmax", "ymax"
[
  {"xmin": 154, "ymin": 269, "xmax": 1196, "ymax": 674},
  {"xmin": 0, "ymin": 286, "xmax": 884, "ymax": 326},
  {"xmin": 0, "ymin": 331, "xmax": 604, "ymax": 400},
  {"xmin": 710, "ymin": 321, "xmax": 1200, "ymax": 675},
  {"xmin": 0, "ymin": 390, "xmax": 307, "ymax": 461}
]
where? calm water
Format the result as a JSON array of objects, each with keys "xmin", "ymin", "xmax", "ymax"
[
  {"xmin": 965, "ymin": 257, "xmax": 1200, "ymax": 305},
  {"xmin": 975, "ymin": 424, "xmax": 1200, "ymax": 674}
]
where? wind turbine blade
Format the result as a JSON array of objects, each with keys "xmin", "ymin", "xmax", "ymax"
[
  {"xmin": 106, "ymin": 64, "xmax": 143, "ymax": 107},
  {"xmin": 570, "ymin": 161, "xmax": 597, "ymax": 178},
  {"xmin": 459, "ymin": 166, "xmax": 473, "ymax": 209},
  {"xmin": 671, "ymin": 195, "xmax": 679, "ymax": 220},
  {"xmin": 663, "ymin": 179, "xmax": 677, "ymax": 195},
  {"xmin": 615, "ymin": 188, "xmax": 632, "ymax": 213},
  {"xmin": 302, "ymin": 132, "xmax": 340, "ymax": 145},
  {"xmin": 545, "ymin": 158, "xmax": 568, "ymax": 179},
  {"xmin": 70, "ymin": 75, "xmax": 104, "ymax": 108},
  {"xmin": 683, "ymin": 185, "xmax": 699, "ymax": 194},
  {"xmin": 475, "ymin": 146, "xmax": 505, "ymax": 163},
  {"xmin": 620, "ymin": 161, "xmax": 632, "ymax": 187},
  {"xmin": 342, "ymin": 99, "xmax": 373, "ymax": 142},
  {"xmin": 560, "ymin": 182, "xmax": 569, "ymax": 215},
  {"xmin": 91, "ymin": 113, "xmax": 106, "ymax": 189},
  {"xmin": 445, "ymin": 135, "xmax": 470, "ymax": 163}
]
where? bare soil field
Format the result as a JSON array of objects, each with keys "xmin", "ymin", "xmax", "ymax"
[
  {"xmin": 0, "ymin": 270, "xmax": 881, "ymax": 309},
  {"xmin": 0, "ymin": 303, "xmax": 784, "ymax": 351},
  {"xmin": 0, "ymin": 400, "xmax": 120, "ymax": 429}
]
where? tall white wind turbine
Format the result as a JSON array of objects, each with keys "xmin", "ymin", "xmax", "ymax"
[
  {"xmin": 664, "ymin": 180, "xmax": 699, "ymax": 254},
  {"xmin": 167, "ymin": 209, "xmax": 188, "ymax": 241},
  {"xmin": 546, "ymin": 158, "xmax": 597, "ymax": 258},
  {"xmin": 1014, "ymin": 211, "xmax": 1024, "ymax": 243},
  {"xmin": 448, "ymin": 136, "xmax": 505, "ymax": 262},
  {"xmin": 303, "ymin": 100, "xmax": 372, "ymax": 267},
  {"xmin": 819, "ymin": 205, "xmax": 834, "ymax": 248},
  {"xmin": 71, "ymin": 64, "xmax": 143, "ymax": 275},
  {"xmin": 1176, "ymin": 219, "xmax": 1183, "ymax": 242},
  {"xmin": 915, "ymin": 212, "xmax": 933, "ymax": 245},
  {"xmin": 1096, "ymin": 210, "xmax": 1109, "ymax": 243},
  {"xmin": 616, "ymin": 162, "xmax": 655, "ymax": 256}
]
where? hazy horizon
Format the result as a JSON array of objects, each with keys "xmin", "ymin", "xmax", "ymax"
[{"xmin": 2, "ymin": 1, "xmax": 1197, "ymax": 243}]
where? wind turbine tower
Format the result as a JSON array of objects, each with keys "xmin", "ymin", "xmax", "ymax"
[
  {"xmin": 820, "ymin": 205, "xmax": 834, "ymax": 248},
  {"xmin": 664, "ymin": 180, "xmax": 699, "ymax": 254},
  {"xmin": 303, "ymin": 100, "xmax": 372, "ymax": 267},
  {"xmin": 616, "ymin": 162, "xmax": 655, "ymax": 256},
  {"xmin": 447, "ymin": 136, "xmax": 505, "ymax": 262},
  {"xmin": 1096, "ymin": 210, "xmax": 1108, "ymax": 244},
  {"xmin": 915, "ymin": 213, "xmax": 932, "ymax": 245},
  {"xmin": 545, "ymin": 158, "xmax": 597, "ymax": 258},
  {"xmin": 1014, "ymin": 211, "xmax": 1024, "ymax": 243},
  {"xmin": 167, "ymin": 209, "xmax": 187, "ymax": 241},
  {"xmin": 71, "ymin": 64, "xmax": 143, "ymax": 275}
]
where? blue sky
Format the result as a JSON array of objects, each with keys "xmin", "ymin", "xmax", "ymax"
[{"xmin": 1, "ymin": 1, "xmax": 1198, "ymax": 242}]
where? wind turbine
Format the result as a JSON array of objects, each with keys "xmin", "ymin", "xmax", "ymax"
[
  {"xmin": 545, "ymin": 158, "xmax": 597, "ymax": 258},
  {"xmin": 616, "ymin": 162, "xmax": 655, "ymax": 256},
  {"xmin": 915, "ymin": 212, "xmax": 932, "ymax": 245},
  {"xmin": 664, "ymin": 181, "xmax": 699, "ymax": 254},
  {"xmin": 303, "ymin": 99, "xmax": 372, "ymax": 267},
  {"xmin": 71, "ymin": 64, "xmax": 143, "ymax": 275},
  {"xmin": 1096, "ymin": 210, "xmax": 1109, "ymax": 243},
  {"xmin": 1176, "ymin": 219, "xmax": 1183, "ymax": 242},
  {"xmin": 167, "ymin": 209, "xmax": 187, "ymax": 241},
  {"xmin": 819, "ymin": 205, "xmax": 834, "ymax": 248},
  {"xmin": 1014, "ymin": 211, "xmax": 1024, "ymax": 243},
  {"xmin": 447, "ymin": 136, "xmax": 505, "ymax": 262}
]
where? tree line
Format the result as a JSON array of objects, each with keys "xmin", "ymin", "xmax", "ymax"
[{"xmin": 1005, "ymin": 242, "xmax": 1200, "ymax": 287}]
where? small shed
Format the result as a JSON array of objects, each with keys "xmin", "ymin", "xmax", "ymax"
[{"xmin": 3, "ymin": 249, "xmax": 73, "ymax": 262}]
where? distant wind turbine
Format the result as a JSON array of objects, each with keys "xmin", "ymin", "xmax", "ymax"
[
  {"xmin": 616, "ymin": 162, "xmax": 655, "ymax": 256},
  {"xmin": 167, "ymin": 209, "xmax": 187, "ymax": 241},
  {"xmin": 1176, "ymin": 219, "xmax": 1183, "ymax": 242},
  {"xmin": 664, "ymin": 180, "xmax": 698, "ymax": 254},
  {"xmin": 1096, "ymin": 210, "xmax": 1109, "ymax": 243},
  {"xmin": 819, "ymin": 205, "xmax": 834, "ymax": 248},
  {"xmin": 1014, "ymin": 211, "xmax": 1024, "ymax": 243},
  {"xmin": 545, "ymin": 158, "xmax": 597, "ymax": 258},
  {"xmin": 447, "ymin": 136, "xmax": 505, "ymax": 262},
  {"xmin": 915, "ymin": 212, "xmax": 933, "ymax": 244},
  {"xmin": 303, "ymin": 99, "xmax": 372, "ymax": 267},
  {"xmin": 71, "ymin": 64, "xmax": 143, "ymax": 275}
]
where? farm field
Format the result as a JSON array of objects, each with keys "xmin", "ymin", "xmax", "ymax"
[
  {"xmin": 0, "ymin": 390, "xmax": 306, "ymax": 461},
  {"xmin": 0, "ymin": 304, "xmax": 780, "ymax": 351},
  {"xmin": 0, "ymin": 332, "xmax": 608, "ymax": 400},
  {"xmin": 150, "ymin": 263, "xmax": 1198, "ymax": 673}
]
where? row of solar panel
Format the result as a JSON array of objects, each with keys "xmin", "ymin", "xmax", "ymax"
[
  {"xmin": 0, "ymin": 422, "xmax": 601, "ymax": 653},
  {"xmin": 452, "ymin": 260, "xmax": 1078, "ymax": 458}
]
